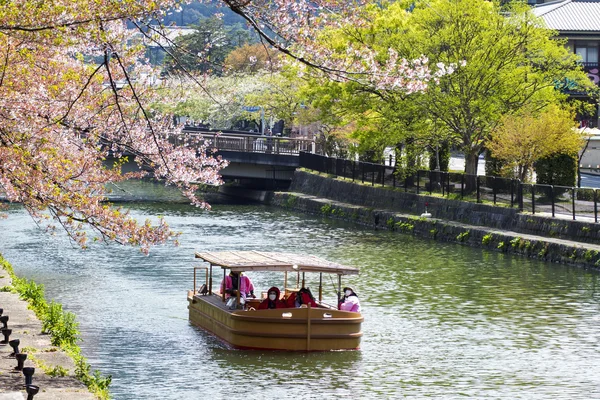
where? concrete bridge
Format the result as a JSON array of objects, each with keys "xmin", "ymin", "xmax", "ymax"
[
  {"xmin": 178, "ymin": 131, "xmax": 317, "ymax": 191},
  {"xmin": 104, "ymin": 131, "xmax": 317, "ymax": 200}
]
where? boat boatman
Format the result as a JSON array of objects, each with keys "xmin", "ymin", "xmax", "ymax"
[{"xmin": 221, "ymin": 271, "xmax": 255, "ymax": 300}]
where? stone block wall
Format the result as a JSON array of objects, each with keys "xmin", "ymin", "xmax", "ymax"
[
  {"xmin": 289, "ymin": 170, "xmax": 600, "ymax": 244},
  {"xmin": 270, "ymin": 191, "xmax": 600, "ymax": 269}
]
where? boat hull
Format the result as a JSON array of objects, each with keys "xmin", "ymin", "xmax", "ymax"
[{"xmin": 188, "ymin": 293, "xmax": 363, "ymax": 351}]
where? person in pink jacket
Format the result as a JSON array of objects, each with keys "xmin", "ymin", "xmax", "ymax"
[
  {"xmin": 338, "ymin": 287, "xmax": 361, "ymax": 313},
  {"xmin": 221, "ymin": 271, "xmax": 255, "ymax": 300}
]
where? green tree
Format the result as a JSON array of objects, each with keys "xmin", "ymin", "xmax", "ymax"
[
  {"xmin": 164, "ymin": 17, "xmax": 252, "ymax": 75},
  {"xmin": 302, "ymin": 0, "xmax": 593, "ymax": 174},
  {"xmin": 409, "ymin": 0, "xmax": 592, "ymax": 175},
  {"xmin": 487, "ymin": 105, "xmax": 583, "ymax": 182}
]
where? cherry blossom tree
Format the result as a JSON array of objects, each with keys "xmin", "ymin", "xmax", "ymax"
[
  {"xmin": 0, "ymin": 1, "xmax": 230, "ymax": 252},
  {"xmin": 0, "ymin": 0, "xmax": 445, "ymax": 252}
]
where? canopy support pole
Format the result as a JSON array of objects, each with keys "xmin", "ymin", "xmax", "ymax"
[
  {"xmin": 236, "ymin": 272, "xmax": 241, "ymax": 308},
  {"xmin": 319, "ymin": 273, "xmax": 323, "ymax": 302},
  {"xmin": 209, "ymin": 264, "xmax": 213, "ymax": 295},
  {"xmin": 222, "ymin": 269, "xmax": 226, "ymax": 302},
  {"xmin": 306, "ymin": 303, "xmax": 312, "ymax": 351}
]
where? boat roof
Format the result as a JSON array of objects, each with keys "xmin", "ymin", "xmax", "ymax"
[{"xmin": 195, "ymin": 251, "xmax": 359, "ymax": 275}]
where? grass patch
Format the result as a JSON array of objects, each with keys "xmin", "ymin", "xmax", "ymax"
[{"xmin": 0, "ymin": 254, "xmax": 111, "ymax": 399}]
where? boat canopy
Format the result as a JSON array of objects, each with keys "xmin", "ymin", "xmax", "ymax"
[{"xmin": 195, "ymin": 251, "xmax": 359, "ymax": 275}]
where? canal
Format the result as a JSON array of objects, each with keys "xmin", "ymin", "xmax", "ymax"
[{"xmin": 1, "ymin": 201, "xmax": 600, "ymax": 399}]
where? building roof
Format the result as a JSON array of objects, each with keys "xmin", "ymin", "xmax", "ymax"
[{"xmin": 533, "ymin": 0, "xmax": 600, "ymax": 32}]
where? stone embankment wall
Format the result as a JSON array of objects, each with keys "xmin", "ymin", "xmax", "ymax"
[
  {"xmin": 289, "ymin": 170, "xmax": 600, "ymax": 243},
  {"xmin": 268, "ymin": 171, "xmax": 600, "ymax": 269}
]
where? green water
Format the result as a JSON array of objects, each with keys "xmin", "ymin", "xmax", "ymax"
[{"xmin": 1, "ymin": 202, "xmax": 599, "ymax": 399}]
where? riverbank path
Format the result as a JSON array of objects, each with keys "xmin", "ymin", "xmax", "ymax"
[{"xmin": 0, "ymin": 274, "xmax": 94, "ymax": 400}]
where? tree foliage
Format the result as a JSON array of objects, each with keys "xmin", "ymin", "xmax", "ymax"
[
  {"xmin": 408, "ymin": 0, "xmax": 592, "ymax": 175},
  {"xmin": 298, "ymin": 0, "xmax": 594, "ymax": 174},
  {"xmin": 487, "ymin": 105, "xmax": 582, "ymax": 182},
  {"xmin": 535, "ymin": 153, "xmax": 578, "ymax": 187},
  {"xmin": 163, "ymin": 17, "xmax": 252, "ymax": 75},
  {"xmin": 0, "ymin": 0, "xmax": 495, "ymax": 252},
  {"xmin": 224, "ymin": 43, "xmax": 278, "ymax": 75},
  {"xmin": 0, "ymin": 0, "xmax": 229, "ymax": 252},
  {"xmin": 156, "ymin": 70, "xmax": 310, "ymax": 132}
]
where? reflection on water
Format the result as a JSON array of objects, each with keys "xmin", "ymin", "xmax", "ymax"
[{"xmin": 1, "ymin": 203, "xmax": 600, "ymax": 399}]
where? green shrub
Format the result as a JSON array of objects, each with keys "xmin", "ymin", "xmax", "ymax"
[
  {"xmin": 510, "ymin": 237, "xmax": 522, "ymax": 248},
  {"xmin": 14, "ymin": 278, "xmax": 47, "ymax": 314},
  {"xmin": 482, "ymin": 234, "xmax": 493, "ymax": 245},
  {"xmin": 570, "ymin": 250, "xmax": 578, "ymax": 260},
  {"xmin": 485, "ymin": 150, "xmax": 505, "ymax": 177},
  {"xmin": 285, "ymin": 195, "xmax": 297, "ymax": 208},
  {"xmin": 43, "ymin": 302, "xmax": 80, "ymax": 348},
  {"xmin": 395, "ymin": 221, "xmax": 414, "ymax": 232},
  {"xmin": 428, "ymin": 142, "xmax": 450, "ymax": 171},
  {"xmin": 74, "ymin": 354, "xmax": 112, "ymax": 398},
  {"xmin": 48, "ymin": 365, "xmax": 69, "ymax": 377},
  {"xmin": 535, "ymin": 152, "xmax": 577, "ymax": 187},
  {"xmin": 320, "ymin": 204, "xmax": 332, "ymax": 215},
  {"xmin": 456, "ymin": 231, "xmax": 470, "ymax": 242},
  {"xmin": 386, "ymin": 218, "xmax": 395, "ymax": 230},
  {"xmin": 584, "ymin": 250, "xmax": 597, "ymax": 261}
]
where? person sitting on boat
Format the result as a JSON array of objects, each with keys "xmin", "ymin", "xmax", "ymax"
[
  {"xmin": 286, "ymin": 287, "xmax": 318, "ymax": 308},
  {"xmin": 338, "ymin": 287, "xmax": 361, "ymax": 313},
  {"xmin": 257, "ymin": 287, "xmax": 285, "ymax": 310},
  {"xmin": 221, "ymin": 271, "xmax": 255, "ymax": 300}
]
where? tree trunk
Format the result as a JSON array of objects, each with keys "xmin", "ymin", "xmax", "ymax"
[{"xmin": 464, "ymin": 151, "xmax": 479, "ymax": 176}]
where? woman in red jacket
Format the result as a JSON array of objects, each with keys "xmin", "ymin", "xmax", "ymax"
[
  {"xmin": 285, "ymin": 287, "xmax": 318, "ymax": 308},
  {"xmin": 257, "ymin": 287, "xmax": 285, "ymax": 310}
]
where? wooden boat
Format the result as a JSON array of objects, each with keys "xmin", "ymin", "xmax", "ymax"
[{"xmin": 187, "ymin": 251, "xmax": 363, "ymax": 351}]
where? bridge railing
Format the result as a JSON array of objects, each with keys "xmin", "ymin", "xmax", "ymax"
[{"xmin": 175, "ymin": 131, "xmax": 315, "ymax": 155}]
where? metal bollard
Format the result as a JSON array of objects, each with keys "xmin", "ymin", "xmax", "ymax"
[
  {"xmin": 1, "ymin": 328, "xmax": 11, "ymax": 344},
  {"xmin": 9, "ymin": 338, "xmax": 19, "ymax": 356},
  {"xmin": 23, "ymin": 367, "xmax": 35, "ymax": 386},
  {"xmin": 26, "ymin": 384, "xmax": 39, "ymax": 400},
  {"xmin": 15, "ymin": 352, "xmax": 27, "ymax": 370}
]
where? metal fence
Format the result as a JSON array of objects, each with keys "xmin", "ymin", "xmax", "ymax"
[{"xmin": 299, "ymin": 152, "xmax": 600, "ymax": 222}]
